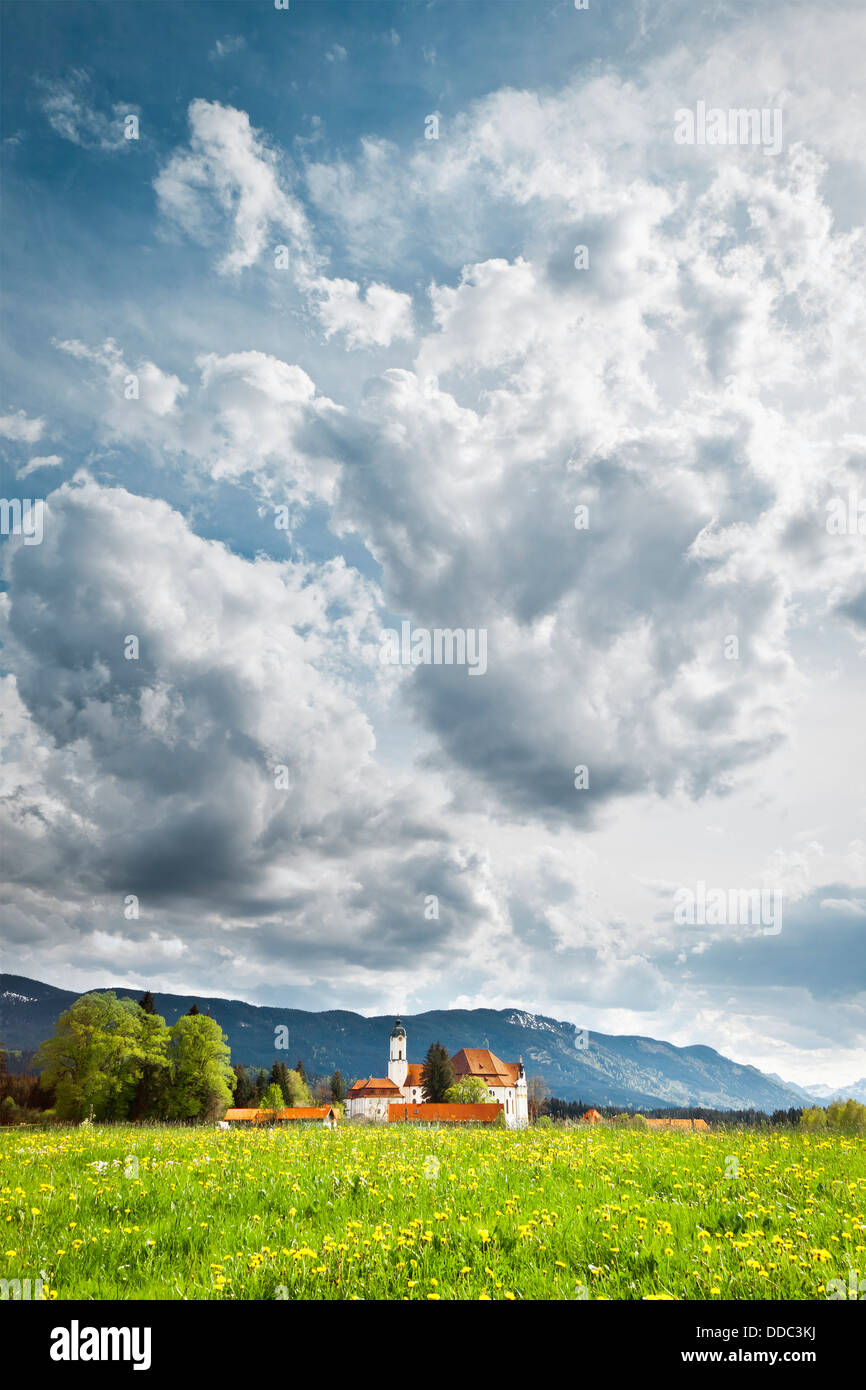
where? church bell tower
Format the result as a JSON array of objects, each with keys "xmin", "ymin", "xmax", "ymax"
[{"xmin": 388, "ymin": 1017, "xmax": 408, "ymax": 1088}]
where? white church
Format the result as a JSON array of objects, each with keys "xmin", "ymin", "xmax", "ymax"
[{"xmin": 346, "ymin": 1019, "xmax": 529, "ymax": 1128}]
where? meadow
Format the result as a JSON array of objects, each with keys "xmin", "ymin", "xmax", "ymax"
[{"xmin": 1, "ymin": 1123, "xmax": 864, "ymax": 1300}]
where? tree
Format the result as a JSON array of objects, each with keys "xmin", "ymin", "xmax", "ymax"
[
  {"xmin": 826, "ymin": 1098, "xmax": 866, "ymax": 1135},
  {"xmin": 188, "ymin": 1003, "xmax": 201, "ymax": 1016},
  {"xmin": 443, "ymin": 1076, "xmax": 489, "ymax": 1105},
  {"xmin": 139, "ymin": 990, "xmax": 156, "ymax": 1016},
  {"xmin": 330, "ymin": 1069, "xmax": 347, "ymax": 1103},
  {"xmin": 284, "ymin": 1068, "xmax": 313, "ymax": 1107},
  {"xmin": 36, "ymin": 992, "xmax": 164, "ymax": 1121},
  {"xmin": 163, "ymin": 1014, "xmax": 235, "ymax": 1121},
  {"xmin": 251, "ymin": 1069, "xmax": 268, "ymax": 1105},
  {"xmin": 296, "ymin": 1058, "xmax": 308, "ymax": 1084},
  {"xmin": 260, "ymin": 1083, "xmax": 285, "ymax": 1113},
  {"xmin": 129, "ymin": 1008, "xmax": 171, "ymax": 1120},
  {"xmin": 232, "ymin": 1066, "xmax": 257, "ymax": 1108},
  {"xmin": 421, "ymin": 1042, "xmax": 454, "ymax": 1103},
  {"xmin": 800, "ymin": 1106, "xmax": 828, "ymax": 1130},
  {"xmin": 527, "ymin": 1074, "xmax": 550, "ymax": 1122}
]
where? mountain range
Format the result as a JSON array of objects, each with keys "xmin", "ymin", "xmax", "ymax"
[{"xmin": 0, "ymin": 973, "xmax": 850, "ymax": 1111}]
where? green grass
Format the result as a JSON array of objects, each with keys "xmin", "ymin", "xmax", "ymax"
[{"xmin": 1, "ymin": 1122, "xmax": 863, "ymax": 1300}]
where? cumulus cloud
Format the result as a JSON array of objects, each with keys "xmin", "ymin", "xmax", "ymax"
[
  {"xmin": 53, "ymin": 340, "xmax": 343, "ymax": 507},
  {"xmin": 311, "ymin": 276, "xmax": 414, "ymax": 348},
  {"xmin": 154, "ymin": 99, "xmax": 414, "ymax": 346},
  {"xmin": 0, "ymin": 477, "xmax": 514, "ymax": 1002}
]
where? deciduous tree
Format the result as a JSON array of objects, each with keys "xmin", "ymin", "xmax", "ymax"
[
  {"xmin": 164, "ymin": 1013, "xmax": 235, "ymax": 1120},
  {"xmin": 443, "ymin": 1076, "xmax": 489, "ymax": 1105}
]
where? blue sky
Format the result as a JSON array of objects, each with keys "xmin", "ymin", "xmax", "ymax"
[{"xmin": 1, "ymin": 0, "xmax": 865, "ymax": 1088}]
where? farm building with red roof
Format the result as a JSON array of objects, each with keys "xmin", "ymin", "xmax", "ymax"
[{"xmin": 223, "ymin": 1105, "xmax": 338, "ymax": 1127}]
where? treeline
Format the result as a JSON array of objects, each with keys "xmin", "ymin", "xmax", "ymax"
[
  {"xmin": 542, "ymin": 1096, "xmax": 866, "ymax": 1132},
  {"xmin": 0, "ymin": 1048, "xmax": 40, "ymax": 1075},
  {"xmin": 231, "ymin": 1059, "xmax": 348, "ymax": 1110},
  {"xmin": 801, "ymin": 1099, "xmax": 866, "ymax": 1135},
  {"xmin": 0, "ymin": 1048, "xmax": 55, "ymax": 1123},
  {"xmin": 542, "ymin": 1098, "xmax": 806, "ymax": 1126}
]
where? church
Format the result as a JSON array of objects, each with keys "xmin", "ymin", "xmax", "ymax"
[{"xmin": 345, "ymin": 1019, "xmax": 529, "ymax": 1128}]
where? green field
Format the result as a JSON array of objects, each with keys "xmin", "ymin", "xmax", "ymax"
[{"xmin": 1, "ymin": 1123, "xmax": 863, "ymax": 1300}]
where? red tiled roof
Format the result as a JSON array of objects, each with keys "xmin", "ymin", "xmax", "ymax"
[
  {"xmin": 450, "ymin": 1048, "xmax": 514, "ymax": 1086},
  {"xmin": 223, "ymin": 1106, "xmax": 335, "ymax": 1122},
  {"xmin": 645, "ymin": 1117, "xmax": 709, "ymax": 1131},
  {"xmin": 582, "ymin": 1109, "xmax": 603, "ymax": 1122},
  {"xmin": 276, "ymin": 1107, "xmax": 335, "ymax": 1120},
  {"xmin": 404, "ymin": 1063, "xmax": 425, "ymax": 1088},
  {"xmin": 388, "ymin": 1103, "xmax": 503, "ymax": 1124},
  {"xmin": 348, "ymin": 1077, "xmax": 402, "ymax": 1098}
]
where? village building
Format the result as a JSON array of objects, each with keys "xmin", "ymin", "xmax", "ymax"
[
  {"xmin": 644, "ymin": 1116, "xmax": 709, "ymax": 1132},
  {"xmin": 388, "ymin": 1102, "xmax": 503, "ymax": 1125},
  {"xmin": 345, "ymin": 1019, "xmax": 529, "ymax": 1128},
  {"xmin": 223, "ymin": 1105, "xmax": 337, "ymax": 1127}
]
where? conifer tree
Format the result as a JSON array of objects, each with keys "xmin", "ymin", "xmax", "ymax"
[{"xmin": 421, "ymin": 1042, "xmax": 454, "ymax": 1102}]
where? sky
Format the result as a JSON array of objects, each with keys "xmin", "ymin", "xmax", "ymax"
[{"xmin": 1, "ymin": 0, "xmax": 864, "ymax": 1090}]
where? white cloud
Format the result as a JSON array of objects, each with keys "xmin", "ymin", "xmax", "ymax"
[
  {"xmin": 0, "ymin": 411, "xmax": 44, "ymax": 443},
  {"xmin": 209, "ymin": 35, "xmax": 246, "ymax": 61},
  {"xmin": 311, "ymin": 276, "xmax": 414, "ymax": 348},
  {"xmin": 154, "ymin": 100, "xmax": 414, "ymax": 346},
  {"xmin": 17, "ymin": 455, "xmax": 62, "ymax": 479},
  {"xmin": 35, "ymin": 70, "xmax": 139, "ymax": 151}
]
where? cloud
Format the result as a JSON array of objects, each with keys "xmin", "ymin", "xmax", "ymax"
[
  {"xmin": 154, "ymin": 99, "xmax": 314, "ymax": 276},
  {"xmin": 35, "ymin": 70, "xmax": 139, "ymax": 151},
  {"xmin": 154, "ymin": 100, "xmax": 414, "ymax": 346},
  {"xmin": 209, "ymin": 36, "xmax": 246, "ymax": 61},
  {"xmin": 311, "ymin": 276, "xmax": 414, "ymax": 349},
  {"xmin": 16, "ymin": 455, "xmax": 62, "ymax": 479},
  {"xmin": 0, "ymin": 478, "xmax": 511, "ymax": 1002},
  {"xmin": 0, "ymin": 411, "xmax": 44, "ymax": 443},
  {"xmin": 54, "ymin": 340, "xmax": 343, "ymax": 507}
]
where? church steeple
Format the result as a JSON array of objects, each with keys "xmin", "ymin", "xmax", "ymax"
[{"xmin": 388, "ymin": 1018, "xmax": 408, "ymax": 1088}]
